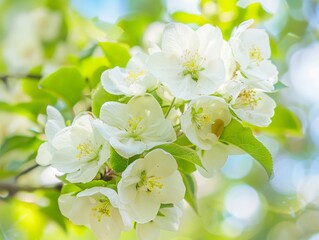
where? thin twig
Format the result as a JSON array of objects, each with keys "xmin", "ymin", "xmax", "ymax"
[
  {"xmin": 0, "ymin": 74, "xmax": 42, "ymax": 83},
  {"xmin": 0, "ymin": 182, "xmax": 62, "ymax": 198},
  {"xmin": 15, "ymin": 164, "xmax": 39, "ymax": 180}
]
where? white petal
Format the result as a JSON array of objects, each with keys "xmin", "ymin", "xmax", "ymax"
[
  {"xmin": 196, "ymin": 24, "xmax": 223, "ymax": 60},
  {"xmin": 58, "ymin": 194, "xmax": 91, "ymax": 225},
  {"xmin": 197, "ymin": 142, "xmax": 229, "ymax": 178},
  {"xmin": 100, "ymin": 101, "xmax": 130, "ymax": 128},
  {"xmin": 66, "ymin": 164, "xmax": 100, "ymax": 183},
  {"xmin": 125, "ymin": 191, "xmax": 160, "ymax": 223},
  {"xmin": 160, "ymin": 171, "xmax": 185, "ymax": 204},
  {"xmin": 35, "ymin": 142, "xmax": 52, "ymax": 166},
  {"xmin": 110, "ymin": 137, "xmax": 146, "ymax": 158},
  {"xmin": 162, "ymin": 23, "xmax": 199, "ymax": 55},
  {"xmin": 101, "ymin": 67, "xmax": 126, "ymax": 95},
  {"xmin": 155, "ymin": 202, "xmax": 184, "ymax": 231},
  {"xmin": 143, "ymin": 149, "xmax": 178, "ymax": 178}
]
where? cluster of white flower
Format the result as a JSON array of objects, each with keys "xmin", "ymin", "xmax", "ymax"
[{"xmin": 36, "ymin": 20, "xmax": 277, "ymax": 240}]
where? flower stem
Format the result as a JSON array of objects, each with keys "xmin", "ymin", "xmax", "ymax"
[{"xmin": 164, "ymin": 97, "xmax": 176, "ymax": 118}]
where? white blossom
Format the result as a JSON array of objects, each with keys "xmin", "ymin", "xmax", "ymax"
[
  {"xmin": 227, "ymin": 76, "xmax": 276, "ymax": 127},
  {"xmin": 136, "ymin": 202, "xmax": 184, "ymax": 240},
  {"xmin": 50, "ymin": 114, "xmax": 110, "ymax": 183},
  {"xmin": 58, "ymin": 187, "xmax": 131, "ymax": 240},
  {"xmin": 118, "ymin": 149, "xmax": 185, "ymax": 223},
  {"xmin": 230, "ymin": 20, "xmax": 278, "ymax": 92},
  {"xmin": 148, "ymin": 23, "xmax": 226, "ymax": 100},
  {"xmin": 36, "ymin": 106, "xmax": 66, "ymax": 166},
  {"xmin": 97, "ymin": 94, "xmax": 176, "ymax": 158},
  {"xmin": 101, "ymin": 52, "xmax": 157, "ymax": 96},
  {"xmin": 181, "ymin": 96, "xmax": 232, "ymax": 150}
]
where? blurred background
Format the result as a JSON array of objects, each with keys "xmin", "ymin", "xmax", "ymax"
[{"xmin": 0, "ymin": 0, "xmax": 318, "ymax": 239}]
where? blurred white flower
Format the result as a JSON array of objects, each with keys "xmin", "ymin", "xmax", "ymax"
[
  {"xmin": 2, "ymin": 8, "xmax": 62, "ymax": 74},
  {"xmin": 288, "ymin": 43, "xmax": 319, "ymax": 103},
  {"xmin": 148, "ymin": 23, "xmax": 225, "ymax": 100},
  {"xmin": 237, "ymin": 0, "xmax": 281, "ymax": 14},
  {"xmin": 58, "ymin": 187, "xmax": 131, "ymax": 240},
  {"xmin": 136, "ymin": 202, "xmax": 184, "ymax": 240},
  {"xmin": 181, "ymin": 96, "xmax": 231, "ymax": 150},
  {"xmin": 97, "ymin": 94, "xmax": 176, "ymax": 158},
  {"xmin": 36, "ymin": 106, "xmax": 66, "ymax": 166},
  {"xmin": 50, "ymin": 114, "xmax": 110, "ymax": 183},
  {"xmin": 118, "ymin": 149, "xmax": 185, "ymax": 223},
  {"xmin": 32, "ymin": 8, "xmax": 61, "ymax": 41},
  {"xmin": 101, "ymin": 52, "xmax": 157, "ymax": 96}
]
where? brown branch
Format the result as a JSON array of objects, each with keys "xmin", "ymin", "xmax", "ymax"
[
  {"xmin": 0, "ymin": 182, "xmax": 62, "ymax": 198},
  {"xmin": 0, "ymin": 74, "xmax": 42, "ymax": 83}
]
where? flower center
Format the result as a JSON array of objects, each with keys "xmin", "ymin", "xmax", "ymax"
[
  {"xmin": 182, "ymin": 50, "xmax": 205, "ymax": 81},
  {"xmin": 127, "ymin": 117, "xmax": 144, "ymax": 138},
  {"xmin": 233, "ymin": 89, "xmax": 262, "ymax": 110},
  {"xmin": 137, "ymin": 170, "xmax": 163, "ymax": 193},
  {"xmin": 192, "ymin": 107, "xmax": 214, "ymax": 129},
  {"xmin": 92, "ymin": 197, "xmax": 112, "ymax": 222},
  {"xmin": 249, "ymin": 46, "xmax": 264, "ymax": 64},
  {"xmin": 76, "ymin": 141, "xmax": 100, "ymax": 161},
  {"xmin": 127, "ymin": 69, "xmax": 145, "ymax": 82}
]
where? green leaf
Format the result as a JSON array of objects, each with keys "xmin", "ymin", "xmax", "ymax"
[
  {"xmin": 91, "ymin": 85, "xmax": 120, "ymax": 117},
  {"xmin": 154, "ymin": 143, "xmax": 203, "ymax": 173},
  {"xmin": 109, "ymin": 147, "xmax": 128, "ymax": 173},
  {"xmin": 171, "ymin": 12, "xmax": 209, "ymax": 25},
  {"xmin": 60, "ymin": 183, "xmax": 82, "ymax": 195},
  {"xmin": 220, "ymin": 119, "xmax": 273, "ymax": 177},
  {"xmin": 0, "ymin": 135, "xmax": 42, "ymax": 157},
  {"xmin": 256, "ymin": 105, "xmax": 302, "ymax": 137},
  {"xmin": 174, "ymin": 134, "xmax": 193, "ymax": 147},
  {"xmin": 39, "ymin": 66, "xmax": 86, "ymax": 108},
  {"xmin": 182, "ymin": 173, "xmax": 198, "ymax": 213},
  {"xmin": 99, "ymin": 42, "xmax": 131, "ymax": 67}
]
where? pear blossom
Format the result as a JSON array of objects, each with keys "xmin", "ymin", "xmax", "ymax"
[
  {"xmin": 181, "ymin": 96, "xmax": 232, "ymax": 150},
  {"xmin": 118, "ymin": 149, "xmax": 185, "ymax": 223},
  {"xmin": 36, "ymin": 106, "xmax": 66, "ymax": 166},
  {"xmin": 230, "ymin": 20, "xmax": 278, "ymax": 91},
  {"xmin": 148, "ymin": 23, "xmax": 226, "ymax": 100},
  {"xmin": 50, "ymin": 114, "xmax": 110, "ymax": 183},
  {"xmin": 58, "ymin": 187, "xmax": 131, "ymax": 240},
  {"xmin": 97, "ymin": 94, "xmax": 176, "ymax": 158},
  {"xmin": 136, "ymin": 202, "xmax": 184, "ymax": 240},
  {"xmin": 101, "ymin": 52, "xmax": 157, "ymax": 96}
]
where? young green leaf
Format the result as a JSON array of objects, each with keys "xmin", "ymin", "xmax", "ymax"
[
  {"xmin": 109, "ymin": 147, "xmax": 128, "ymax": 173},
  {"xmin": 182, "ymin": 173, "xmax": 198, "ymax": 213},
  {"xmin": 91, "ymin": 85, "xmax": 120, "ymax": 117},
  {"xmin": 39, "ymin": 66, "xmax": 86, "ymax": 108},
  {"xmin": 99, "ymin": 42, "xmax": 131, "ymax": 67},
  {"xmin": 255, "ymin": 105, "xmax": 302, "ymax": 137},
  {"xmin": 220, "ymin": 119, "xmax": 273, "ymax": 177},
  {"xmin": 154, "ymin": 143, "xmax": 203, "ymax": 172}
]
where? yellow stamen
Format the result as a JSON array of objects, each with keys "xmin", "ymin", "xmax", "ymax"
[
  {"xmin": 249, "ymin": 46, "xmax": 264, "ymax": 64},
  {"xmin": 127, "ymin": 70, "xmax": 145, "ymax": 81},
  {"xmin": 92, "ymin": 197, "xmax": 112, "ymax": 222},
  {"xmin": 182, "ymin": 50, "xmax": 205, "ymax": 81}
]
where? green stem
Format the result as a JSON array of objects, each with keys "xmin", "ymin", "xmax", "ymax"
[{"xmin": 164, "ymin": 97, "xmax": 176, "ymax": 118}]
